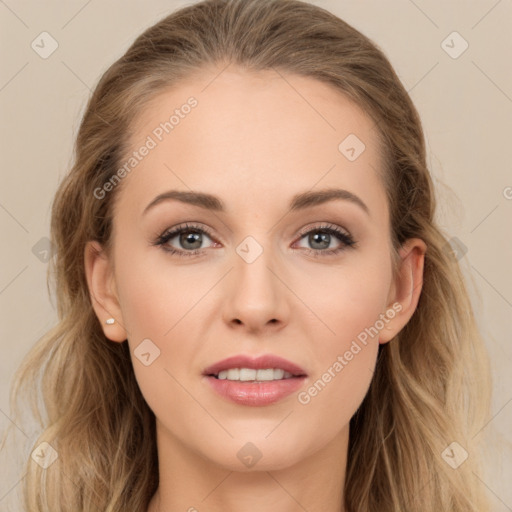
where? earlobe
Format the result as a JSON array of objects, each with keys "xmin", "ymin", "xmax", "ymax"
[
  {"xmin": 379, "ymin": 238, "xmax": 427, "ymax": 344},
  {"xmin": 84, "ymin": 240, "xmax": 128, "ymax": 342}
]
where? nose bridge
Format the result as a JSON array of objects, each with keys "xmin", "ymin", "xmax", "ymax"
[
  {"xmin": 234, "ymin": 233, "xmax": 278, "ymax": 300},
  {"xmin": 223, "ymin": 232, "xmax": 288, "ymax": 328}
]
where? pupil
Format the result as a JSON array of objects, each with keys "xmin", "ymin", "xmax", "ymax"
[
  {"xmin": 310, "ymin": 232, "xmax": 330, "ymax": 249},
  {"xmin": 181, "ymin": 231, "xmax": 202, "ymax": 249}
]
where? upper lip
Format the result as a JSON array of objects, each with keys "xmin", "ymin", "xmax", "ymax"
[{"xmin": 203, "ymin": 354, "xmax": 308, "ymax": 377}]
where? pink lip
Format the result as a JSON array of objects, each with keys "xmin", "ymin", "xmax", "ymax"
[
  {"xmin": 204, "ymin": 376, "xmax": 307, "ymax": 406},
  {"xmin": 202, "ymin": 354, "xmax": 308, "ymax": 407},
  {"xmin": 202, "ymin": 354, "xmax": 307, "ymax": 377}
]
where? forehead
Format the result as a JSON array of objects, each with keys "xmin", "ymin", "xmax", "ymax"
[{"xmin": 115, "ymin": 67, "xmax": 387, "ymax": 220}]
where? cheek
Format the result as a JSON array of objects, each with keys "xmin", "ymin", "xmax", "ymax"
[
  {"xmin": 294, "ymin": 257, "xmax": 389, "ymax": 431},
  {"xmin": 303, "ymin": 254, "xmax": 391, "ymax": 350},
  {"xmin": 114, "ymin": 242, "xmax": 198, "ymax": 340},
  {"xmin": 295, "ymin": 318, "xmax": 380, "ymax": 449},
  {"xmin": 119, "ymin": 279, "xmax": 199, "ymax": 430},
  {"xmin": 112, "ymin": 245, "xmax": 207, "ymax": 416}
]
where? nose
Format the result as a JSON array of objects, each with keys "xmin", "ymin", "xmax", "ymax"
[{"xmin": 222, "ymin": 240, "xmax": 290, "ymax": 334}]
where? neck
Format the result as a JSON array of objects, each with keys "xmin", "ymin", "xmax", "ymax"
[{"xmin": 147, "ymin": 420, "xmax": 349, "ymax": 512}]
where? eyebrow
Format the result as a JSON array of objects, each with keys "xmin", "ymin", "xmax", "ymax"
[{"xmin": 142, "ymin": 188, "xmax": 370, "ymax": 217}]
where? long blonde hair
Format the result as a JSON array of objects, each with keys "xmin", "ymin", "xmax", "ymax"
[{"xmin": 2, "ymin": 0, "xmax": 492, "ymax": 510}]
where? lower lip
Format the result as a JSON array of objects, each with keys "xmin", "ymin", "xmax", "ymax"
[{"xmin": 204, "ymin": 375, "xmax": 307, "ymax": 406}]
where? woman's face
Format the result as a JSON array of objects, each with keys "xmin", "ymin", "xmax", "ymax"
[{"xmin": 87, "ymin": 67, "xmax": 425, "ymax": 471}]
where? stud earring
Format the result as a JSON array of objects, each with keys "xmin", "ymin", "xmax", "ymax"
[{"xmin": 105, "ymin": 318, "xmax": 115, "ymax": 325}]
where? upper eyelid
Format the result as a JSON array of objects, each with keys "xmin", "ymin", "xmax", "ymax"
[{"xmin": 297, "ymin": 222, "xmax": 350, "ymax": 237}]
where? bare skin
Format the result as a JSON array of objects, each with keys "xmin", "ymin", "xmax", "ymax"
[{"xmin": 85, "ymin": 65, "xmax": 426, "ymax": 512}]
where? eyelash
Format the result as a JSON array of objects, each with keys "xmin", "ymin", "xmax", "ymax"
[{"xmin": 153, "ymin": 222, "xmax": 357, "ymax": 258}]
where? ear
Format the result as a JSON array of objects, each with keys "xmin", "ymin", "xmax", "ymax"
[
  {"xmin": 84, "ymin": 240, "xmax": 128, "ymax": 342},
  {"xmin": 379, "ymin": 237, "xmax": 427, "ymax": 344}
]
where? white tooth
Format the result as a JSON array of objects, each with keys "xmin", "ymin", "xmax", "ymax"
[
  {"xmin": 273, "ymin": 368, "xmax": 285, "ymax": 379},
  {"xmin": 256, "ymin": 369, "xmax": 275, "ymax": 381},
  {"xmin": 227, "ymin": 368, "xmax": 240, "ymax": 380},
  {"xmin": 239, "ymin": 368, "xmax": 257, "ymax": 381},
  {"xmin": 219, "ymin": 368, "xmax": 292, "ymax": 381}
]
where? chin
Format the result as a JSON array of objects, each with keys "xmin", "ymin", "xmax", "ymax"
[{"xmin": 196, "ymin": 434, "xmax": 312, "ymax": 473}]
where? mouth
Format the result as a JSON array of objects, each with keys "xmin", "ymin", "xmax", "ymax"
[
  {"xmin": 203, "ymin": 366, "xmax": 308, "ymax": 407},
  {"xmin": 202, "ymin": 353, "xmax": 308, "ymax": 381},
  {"xmin": 202, "ymin": 354, "xmax": 308, "ymax": 406}
]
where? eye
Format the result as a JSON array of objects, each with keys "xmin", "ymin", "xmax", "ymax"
[
  {"xmin": 294, "ymin": 223, "xmax": 357, "ymax": 257},
  {"xmin": 153, "ymin": 223, "xmax": 217, "ymax": 258},
  {"xmin": 153, "ymin": 222, "xmax": 357, "ymax": 259}
]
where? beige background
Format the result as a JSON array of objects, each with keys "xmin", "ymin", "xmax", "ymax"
[{"xmin": 1, "ymin": 0, "xmax": 511, "ymax": 509}]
